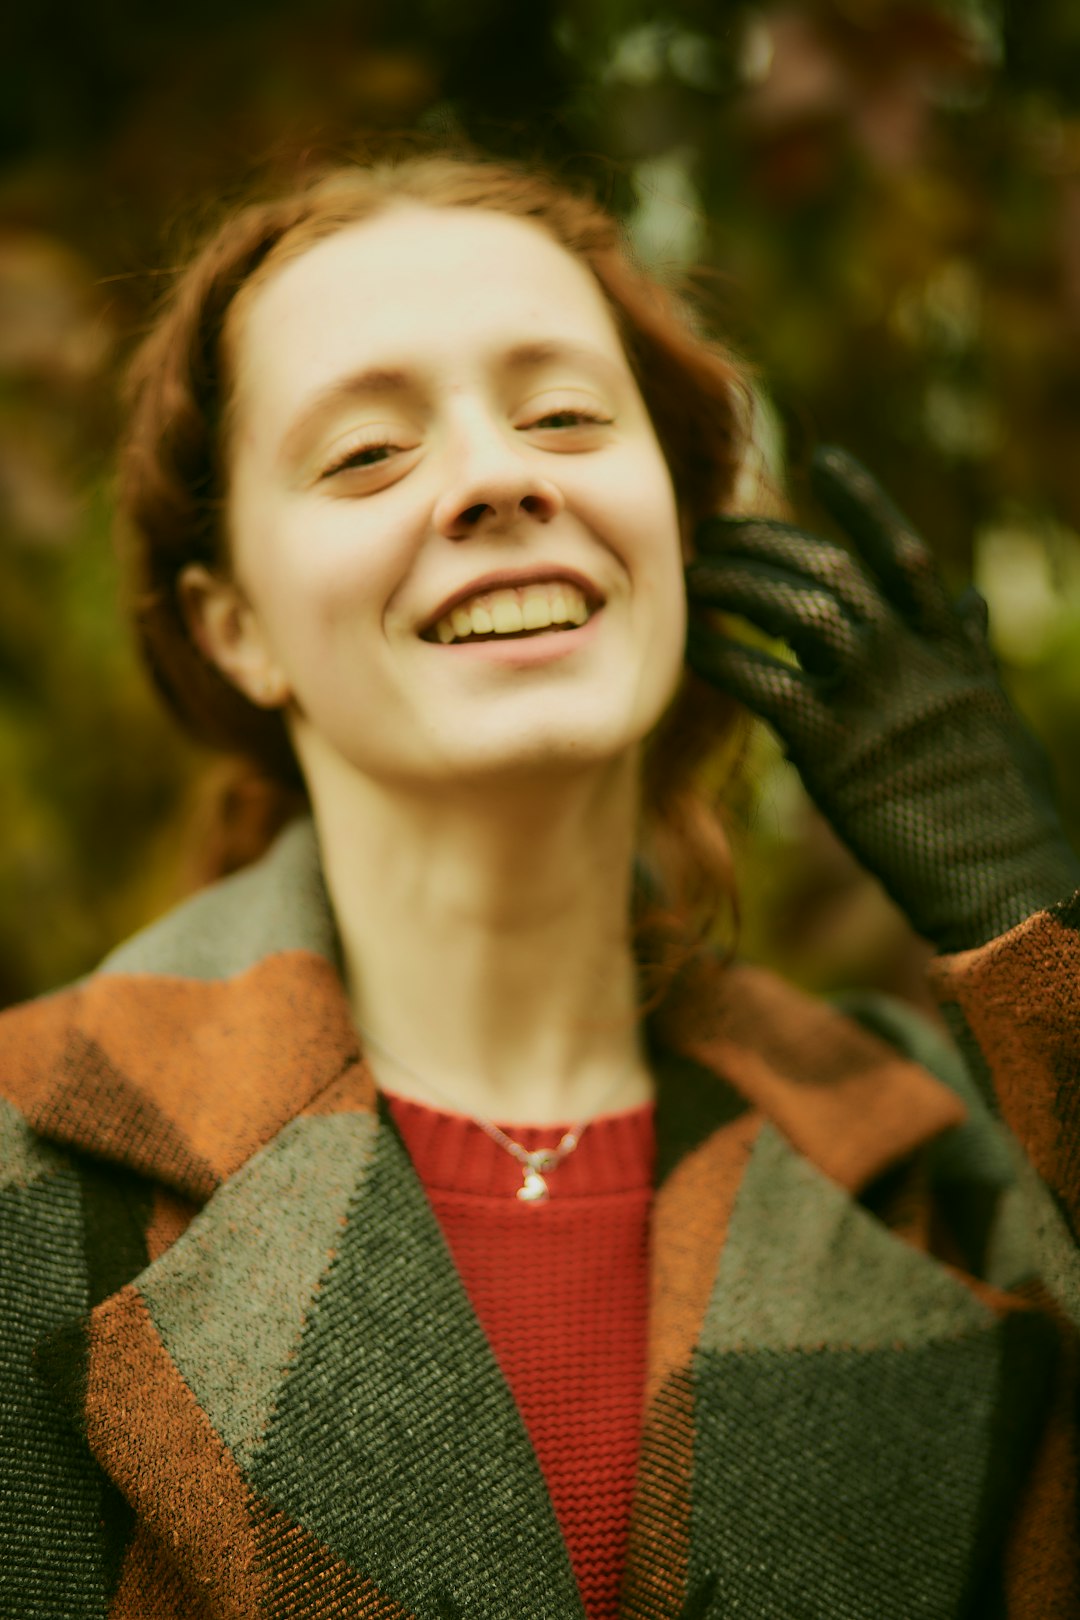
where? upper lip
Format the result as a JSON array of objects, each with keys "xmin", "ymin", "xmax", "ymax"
[{"xmin": 418, "ymin": 566, "xmax": 606, "ymax": 640}]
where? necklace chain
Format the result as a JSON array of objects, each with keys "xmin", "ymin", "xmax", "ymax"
[{"xmin": 355, "ymin": 1020, "xmax": 640, "ymax": 1204}]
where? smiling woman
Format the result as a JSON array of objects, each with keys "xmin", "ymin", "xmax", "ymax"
[
  {"xmin": 120, "ymin": 151, "xmax": 755, "ymax": 1013},
  {"xmin": 3, "ymin": 135, "xmax": 1080, "ymax": 1620}
]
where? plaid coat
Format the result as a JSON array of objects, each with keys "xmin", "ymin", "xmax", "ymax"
[{"xmin": 1, "ymin": 815, "xmax": 1077, "ymax": 1619}]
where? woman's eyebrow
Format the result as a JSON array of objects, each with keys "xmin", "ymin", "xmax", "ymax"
[{"xmin": 277, "ymin": 340, "xmax": 624, "ymax": 466}]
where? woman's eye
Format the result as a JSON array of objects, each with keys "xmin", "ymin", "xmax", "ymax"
[
  {"xmin": 321, "ymin": 441, "xmax": 399, "ymax": 478},
  {"xmin": 527, "ymin": 409, "xmax": 612, "ymax": 430}
]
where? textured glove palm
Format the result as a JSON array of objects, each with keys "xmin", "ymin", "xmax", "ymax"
[{"xmin": 684, "ymin": 446, "xmax": 1080, "ymax": 955}]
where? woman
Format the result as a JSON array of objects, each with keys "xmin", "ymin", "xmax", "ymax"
[{"xmin": 1, "ymin": 142, "xmax": 1077, "ymax": 1619}]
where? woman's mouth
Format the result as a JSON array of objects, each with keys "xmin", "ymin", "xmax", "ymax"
[{"xmin": 419, "ymin": 606, "xmax": 605, "ymax": 663}]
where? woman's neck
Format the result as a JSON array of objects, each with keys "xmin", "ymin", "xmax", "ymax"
[{"xmin": 307, "ymin": 752, "xmax": 653, "ymax": 1128}]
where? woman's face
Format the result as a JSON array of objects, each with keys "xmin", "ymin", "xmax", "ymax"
[{"xmin": 200, "ymin": 203, "xmax": 689, "ymax": 793}]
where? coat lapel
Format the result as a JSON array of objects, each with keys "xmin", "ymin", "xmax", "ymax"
[
  {"xmin": 624, "ymin": 955, "xmax": 1056, "ymax": 1619},
  {"xmin": 80, "ymin": 1089, "xmax": 584, "ymax": 1617},
  {"xmin": 0, "ymin": 821, "xmax": 583, "ymax": 1616}
]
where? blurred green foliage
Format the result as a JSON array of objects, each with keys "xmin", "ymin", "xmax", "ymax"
[{"xmin": 2, "ymin": 0, "xmax": 1080, "ymax": 1010}]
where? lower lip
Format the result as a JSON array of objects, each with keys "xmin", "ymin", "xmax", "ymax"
[{"xmin": 421, "ymin": 608, "xmax": 604, "ymax": 664}]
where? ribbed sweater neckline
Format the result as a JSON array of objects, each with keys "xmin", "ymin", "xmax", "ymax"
[{"xmin": 381, "ymin": 1089, "xmax": 656, "ymax": 1199}]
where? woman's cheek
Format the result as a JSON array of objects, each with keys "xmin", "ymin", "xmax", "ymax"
[{"xmin": 275, "ymin": 511, "xmax": 373, "ymax": 606}]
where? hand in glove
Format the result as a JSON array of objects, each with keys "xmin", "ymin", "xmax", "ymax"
[{"xmin": 684, "ymin": 446, "xmax": 1080, "ymax": 955}]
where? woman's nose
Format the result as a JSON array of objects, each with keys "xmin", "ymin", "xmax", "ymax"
[{"xmin": 432, "ymin": 415, "xmax": 565, "ymax": 538}]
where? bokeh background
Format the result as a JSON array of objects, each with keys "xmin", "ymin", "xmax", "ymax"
[{"xmin": 3, "ymin": 0, "xmax": 1080, "ymax": 1015}]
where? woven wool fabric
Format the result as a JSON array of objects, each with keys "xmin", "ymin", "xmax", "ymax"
[
  {"xmin": 384, "ymin": 1092, "xmax": 656, "ymax": 1620},
  {"xmin": 0, "ymin": 814, "xmax": 1078, "ymax": 1619}
]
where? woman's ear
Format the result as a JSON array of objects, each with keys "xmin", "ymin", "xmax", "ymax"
[{"xmin": 176, "ymin": 563, "xmax": 291, "ymax": 708}]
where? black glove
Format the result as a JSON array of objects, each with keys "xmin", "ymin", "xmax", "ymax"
[{"xmin": 684, "ymin": 445, "xmax": 1080, "ymax": 954}]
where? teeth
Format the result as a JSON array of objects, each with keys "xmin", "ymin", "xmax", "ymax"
[
  {"xmin": 432, "ymin": 582, "xmax": 591, "ymax": 644},
  {"xmin": 492, "ymin": 598, "xmax": 524, "ymax": 634}
]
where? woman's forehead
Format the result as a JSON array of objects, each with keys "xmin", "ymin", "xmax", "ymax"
[{"xmin": 231, "ymin": 205, "xmax": 624, "ymax": 387}]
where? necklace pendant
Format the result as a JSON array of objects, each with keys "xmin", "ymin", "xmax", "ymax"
[{"xmin": 517, "ymin": 1169, "xmax": 549, "ymax": 1203}]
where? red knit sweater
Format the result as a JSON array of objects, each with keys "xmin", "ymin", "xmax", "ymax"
[{"xmin": 384, "ymin": 1091, "xmax": 657, "ymax": 1620}]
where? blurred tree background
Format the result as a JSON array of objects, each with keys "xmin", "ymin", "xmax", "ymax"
[{"xmin": 3, "ymin": 0, "xmax": 1080, "ymax": 1015}]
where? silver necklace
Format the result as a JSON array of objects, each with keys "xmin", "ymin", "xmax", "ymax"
[{"xmin": 356, "ymin": 1020, "xmax": 642, "ymax": 1204}]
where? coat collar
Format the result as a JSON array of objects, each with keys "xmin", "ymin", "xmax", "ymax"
[{"xmin": 0, "ymin": 813, "xmax": 966, "ymax": 1204}]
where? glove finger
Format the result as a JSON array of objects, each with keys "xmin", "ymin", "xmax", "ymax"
[
  {"xmin": 810, "ymin": 446, "xmax": 955, "ymax": 634},
  {"xmin": 694, "ymin": 514, "xmax": 890, "ymax": 628},
  {"xmin": 954, "ymin": 583, "xmax": 991, "ymax": 646},
  {"xmin": 685, "ymin": 615, "xmax": 826, "ymax": 734},
  {"xmin": 684, "ymin": 557, "xmax": 865, "ymax": 679},
  {"xmin": 695, "ymin": 513, "xmax": 820, "ymax": 557}
]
